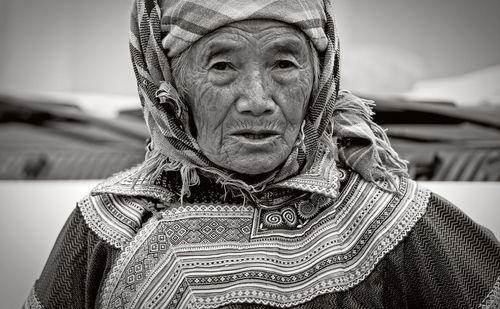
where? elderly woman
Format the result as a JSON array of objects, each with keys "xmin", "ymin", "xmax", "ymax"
[{"xmin": 25, "ymin": 0, "xmax": 499, "ymax": 308}]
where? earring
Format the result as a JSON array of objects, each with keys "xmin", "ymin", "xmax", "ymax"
[{"xmin": 294, "ymin": 121, "xmax": 306, "ymax": 151}]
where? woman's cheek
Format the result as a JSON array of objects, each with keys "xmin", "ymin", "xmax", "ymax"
[
  {"xmin": 208, "ymin": 71, "xmax": 237, "ymax": 86},
  {"xmin": 294, "ymin": 69, "xmax": 314, "ymax": 112},
  {"xmin": 193, "ymin": 87, "xmax": 221, "ymax": 128},
  {"xmin": 192, "ymin": 83, "xmax": 235, "ymax": 141},
  {"xmin": 271, "ymin": 70, "xmax": 300, "ymax": 85},
  {"xmin": 275, "ymin": 81, "xmax": 311, "ymax": 124},
  {"xmin": 273, "ymin": 68, "xmax": 312, "ymax": 98}
]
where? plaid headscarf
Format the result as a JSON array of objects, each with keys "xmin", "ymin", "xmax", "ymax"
[
  {"xmin": 160, "ymin": 0, "xmax": 328, "ymax": 57},
  {"xmin": 128, "ymin": 0, "xmax": 408, "ymax": 199}
]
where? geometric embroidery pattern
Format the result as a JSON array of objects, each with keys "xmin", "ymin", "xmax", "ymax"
[
  {"xmin": 100, "ymin": 204, "xmax": 254, "ymax": 309},
  {"xmin": 100, "ymin": 174, "xmax": 431, "ymax": 309},
  {"xmin": 78, "ymin": 194, "xmax": 148, "ymax": 249}
]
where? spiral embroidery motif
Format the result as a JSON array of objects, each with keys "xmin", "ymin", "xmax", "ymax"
[
  {"xmin": 297, "ymin": 201, "xmax": 318, "ymax": 219},
  {"xmin": 260, "ymin": 192, "xmax": 336, "ymax": 229},
  {"xmin": 281, "ymin": 207, "xmax": 298, "ymax": 227},
  {"xmin": 263, "ymin": 211, "xmax": 284, "ymax": 228},
  {"xmin": 310, "ymin": 193, "xmax": 328, "ymax": 207}
]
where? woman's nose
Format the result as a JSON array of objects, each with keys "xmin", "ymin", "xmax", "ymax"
[{"xmin": 235, "ymin": 70, "xmax": 276, "ymax": 116}]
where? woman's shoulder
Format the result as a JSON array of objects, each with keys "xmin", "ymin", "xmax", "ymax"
[
  {"xmin": 76, "ymin": 163, "xmax": 178, "ymax": 249},
  {"xmin": 394, "ymin": 186, "xmax": 500, "ymax": 308},
  {"xmin": 339, "ymin": 170, "xmax": 431, "ymax": 218},
  {"xmin": 77, "ymin": 191, "xmax": 150, "ymax": 249}
]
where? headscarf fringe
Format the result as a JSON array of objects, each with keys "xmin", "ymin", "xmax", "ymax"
[
  {"xmin": 178, "ymin": 164, "xmax": 200, "ymax": 202},
  {"xmin": 155, "ymin": 81, "xmax": 185, "ymax": 119},
  {"xmin": 132, "ymin": 148, "xmax": 267, "ymax": 204},
  {"xmin": 332, "ymin": 91, "xmax": 375, "ymax": 122},
  {"xmin": 332, "ymin": 91, "xmax": 409, "ymax": 192},
  {"xmin": 131, "ymin": 150, "xmax": 182, "ymax": 188}
]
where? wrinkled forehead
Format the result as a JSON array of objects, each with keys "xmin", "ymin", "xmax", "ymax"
[
  {"xmin": 194, "ymin": 19, "xmax": 310, "ymax": 51},
  {"xmin": 160, "ymin": 0, "xmax": 328, "ymax": 57}
]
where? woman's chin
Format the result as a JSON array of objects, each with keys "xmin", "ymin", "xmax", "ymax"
[
  {"xmin": 202, "ymin": 140, "xmax": 293, "ymax": 176},
  {"xmin": 227, "ymin": 156, "xmax": 281, "ymax": 175},
  {"xmin": 211, "ymin": 152, "xmax": 286, "ymax": 176},
  {"xmin": 232, "ymin": 163, "xmax": 276, "ymax": 175}
]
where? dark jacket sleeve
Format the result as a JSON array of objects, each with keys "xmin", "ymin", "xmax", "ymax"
[
  {"xmin": 24, "ymin": 207, "xmax": 120, "ymax": 309},
  {"xmin": 397, "ymin": 193, "xmax": 500, "ymax": 308}
]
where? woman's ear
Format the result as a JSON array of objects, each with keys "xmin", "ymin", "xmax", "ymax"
[
  {"xmin": 308, "ymin": 40, "xmax": 321, "ymax": 112},
  {"xmin": 186, "ymin": 103, "xmax": 198, "ymax": 139},
  {"xmin": 170, "ymin": 48, "xmax": 198, "ymax": 138}
]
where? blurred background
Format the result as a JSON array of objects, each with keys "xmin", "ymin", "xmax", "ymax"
[
  {"xmin": 1, "ymin": 0, "xmax": 500, "ymax": 180},
  {"xmin": 2, "ymin": 0, "xmax": 500, "ymax": 96},
  {"xmin": 1, "ymin": 0, "xmax": 500, "ymax": 307}
]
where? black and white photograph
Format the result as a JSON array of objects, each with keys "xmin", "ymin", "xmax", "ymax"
[{"xmin": 1, "ymin": 0, "xmax": 499, "ymax": 308}]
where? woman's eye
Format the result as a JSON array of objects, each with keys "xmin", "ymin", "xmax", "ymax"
[
  {"xmin": 211, "ymin": 62, "xmax": 231, "ymax": 71},
  {"xmin": 275, "ymin": 60, "xmax": 295, "ymax": 69}
]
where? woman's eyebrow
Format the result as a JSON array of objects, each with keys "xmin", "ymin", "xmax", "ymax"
[
  {"xmin": 202, "ymin": 40, "xmax": 243, "ymax": 60},
  {"xmin": 264, "ymin": 38, "xmax": 304, "ymax": 55}
]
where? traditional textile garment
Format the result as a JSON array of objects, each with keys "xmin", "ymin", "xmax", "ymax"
[
  {"xmin": 24, "ymin": 168, "xmax": 500, "ymax": 308},
  {"xmin": 25, "ymin": 0, "xmax": 500, "ymax": 308}
]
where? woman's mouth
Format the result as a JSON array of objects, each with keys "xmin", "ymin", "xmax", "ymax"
[
  {"xmin": 231, "ymin": 130, "xmax": 281, "ymax": 144},
  {"xmin": 241, "ymin": 133, "xmax": 276, "ymax": 139}
]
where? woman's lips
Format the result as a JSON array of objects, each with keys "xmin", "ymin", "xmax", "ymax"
[
  {"xmin": 241, "ymin": 133, "xmax": 275, "ymax": 139},
  {"xmin": 230, "ymin": 130, "xmax": 281, "ymax": 144},
  {"xmin": 232, "ymin": 129, "xmax": 279, "ymax": 136}
]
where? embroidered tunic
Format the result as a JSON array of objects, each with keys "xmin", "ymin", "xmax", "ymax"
[
  {"xmin": 22, "ymin": 0, "xmax": 500, "ymax": 307},
  {"xmin": 25, "ymin": 168, "xmax": 500, "ymax": 308}
]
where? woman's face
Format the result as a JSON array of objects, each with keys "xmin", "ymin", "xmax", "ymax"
[{"xmin": 179, "ymin": 20, "xmax": 314, "ymax": 175}]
